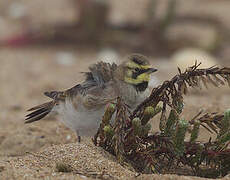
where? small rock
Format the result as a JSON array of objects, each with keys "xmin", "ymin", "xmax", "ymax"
[
  {"xmin": 8, "ymin": 2, "xmax": 27, "ymax": 19},
  {"xmin": 97, "ymin": 48, "xmax": 119, "ymax": 64},
  {"xmin": 56, "ymin": 52, "xmax": 75, "ymax": 66},
  {"xmin": 66, "ymin": 135, "xmax": 71, "ymax": 141},
  {"xmin": 171, "ymin": 48, "xmax": 218, "ymax": 71},
  {"xmin": 80, "ymin": 175, "xmax": 88, "ymax": 179}
]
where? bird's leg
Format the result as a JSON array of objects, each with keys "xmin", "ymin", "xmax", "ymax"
[
  {"xmin": 76, "ymin": 130, "xmax": 81, "ymax": 143},
  {"xmin": 78, "ymin": 135, "xmax": 81, "ymax": 143}
]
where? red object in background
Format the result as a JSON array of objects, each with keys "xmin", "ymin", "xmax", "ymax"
[{"xmin": 0, "ymin": 31, "xmax": 39, "ymax": 47}]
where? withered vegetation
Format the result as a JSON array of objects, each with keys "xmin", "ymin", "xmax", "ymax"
[
  {"xmin": 94, "ymin": 62, "xmax": 230, "ymax": 178},
  {"xmin": 56, "ymin": 162, "xmax": 73, "ymax": 173}
]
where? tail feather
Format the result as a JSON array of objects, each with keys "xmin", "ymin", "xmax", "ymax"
[
  {"xmin": 27, "ymin": 101, "xmax": 54, "ymax": 111},
  {"xmin": 25, "ymin": 101, "xmax": 54, "ymax": 123},
  {"xmin": 26, "ymin": 107, "xmax": 49, "ymax": 118}
]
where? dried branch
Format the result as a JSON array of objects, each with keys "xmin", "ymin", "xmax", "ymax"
[
  {"xmin": 132, "ymin": 63, "xmax": 230, "ymax": 119},
  {"xmin": 94, "ymin": 63, "xmax": 230, "ymax": 178}
]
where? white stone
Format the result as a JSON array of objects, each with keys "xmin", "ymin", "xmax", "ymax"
[
  {"xmin": 8, "ymin": 2, "xmax": 27, "ymax": 19},
  {"xmin": 56, "ymin": 52, "xmax": 75, "ymax": 66},
  {"xmin": 97, "ymin": 48, "xmax": 119, "ymax": 64},
  {"xmin": 171, "ymin": 48, "xmax": 217, "ymax": 71}
]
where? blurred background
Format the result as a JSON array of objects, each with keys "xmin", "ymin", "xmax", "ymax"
[{"xmin": 1, "ymin": 0, "xmax": 230, "ymax": 156}]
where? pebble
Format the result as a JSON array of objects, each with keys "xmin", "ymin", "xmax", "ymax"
[
  {"xmin": 8, "ymin": 2, "xmax": 27, "ymax": 19},
  {"xmin": 56, "ymin": 52, "xmax": 75, "ymax": 66},
  {"xmin": 97, "ymin": 48, "xmax": 119, "ymax": 64},
  {"xmin": 66, "ymin": 135, "xmax": 71, "ymax": 141},
  {"xmin": 171, "ymin": 48, "xmax": 218, "ymax": 71}
]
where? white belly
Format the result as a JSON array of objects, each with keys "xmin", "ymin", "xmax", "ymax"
[
  {"xmin": 53, "ymin": 87, "xmax": 151, "ymax": 136},
  {"xmin": 55, "ymin": 99, "xmax": 105, "ymax": 136}
]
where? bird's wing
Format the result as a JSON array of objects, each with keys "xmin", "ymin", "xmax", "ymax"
[
  {"xmin": 43, "ymin": 62, "xmax": 118, "ymax": 110},
  {"xmin": 60, "ymin": 61, "xmax": 118, "ymax": 109},
  {"xmin": 83, "ymin": 61, "xmax": 117, "ymax": 87},
  {"xmin": 26, "ymin": 62, "xmax": 118, "ymax": 122},
  {"xmin": 81, "ymin": 82, "xmax": 118, "ymax": 110},
  {"xmin": 58, "ymin": 61, "xmax": 117, "ymax": 98}
]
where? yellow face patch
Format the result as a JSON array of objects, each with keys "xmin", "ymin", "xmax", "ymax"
[
  {"xmin": 124, "ymin": 73, "xmax": 150, "ymax": 85},
  {"xmin": 126, "ymin": 61, "xmax": 150, "ymax": 70}
]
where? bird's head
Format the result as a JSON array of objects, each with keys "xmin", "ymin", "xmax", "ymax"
[{"xmin": 116, "ymin": 54, "xmax": 157, "ymax": 92}]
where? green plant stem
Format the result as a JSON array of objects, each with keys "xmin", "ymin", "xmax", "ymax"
[{"xmin": 173, "ymin": 118, "xmax": 189, "ymax": 156}]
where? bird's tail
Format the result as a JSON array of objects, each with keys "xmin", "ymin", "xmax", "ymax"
[
  {"xmin": 25, "ymin": 101, "xmax": 55, "ymax": 123},
  {"xmin": 25, "ymin": 91, "xmax": 62, "ymax": 123}
]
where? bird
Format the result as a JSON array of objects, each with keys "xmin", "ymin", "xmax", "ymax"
[{"xmin": 25, "ymin": 54, "xmax": 157, "ymax": 142}]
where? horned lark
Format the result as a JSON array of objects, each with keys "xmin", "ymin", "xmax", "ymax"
[{"xmin": 25, "ymin": 54, "xmax": 157, "ymax": 141}]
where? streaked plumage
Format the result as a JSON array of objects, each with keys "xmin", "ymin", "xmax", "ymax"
[{"xmin": 26, "ymin": 54, "xmax": 157, "ymax": 140}]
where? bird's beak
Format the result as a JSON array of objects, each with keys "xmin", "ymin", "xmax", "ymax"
[{"xmin": 147, "ymin": 68, "xmax": 158, "ymax": 74}]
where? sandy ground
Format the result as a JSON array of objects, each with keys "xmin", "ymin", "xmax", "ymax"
[{"xmin": 0, "ymin": 47, "xmax": 230, "ymax": 179}]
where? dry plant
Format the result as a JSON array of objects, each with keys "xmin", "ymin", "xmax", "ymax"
[
  {"xmin": 94, "ymin": 62, "xmax": 230, "ymax": 178},
  {"xmin": 55, "ymin": 162, "xmax": 73, "ymax": 173}
]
